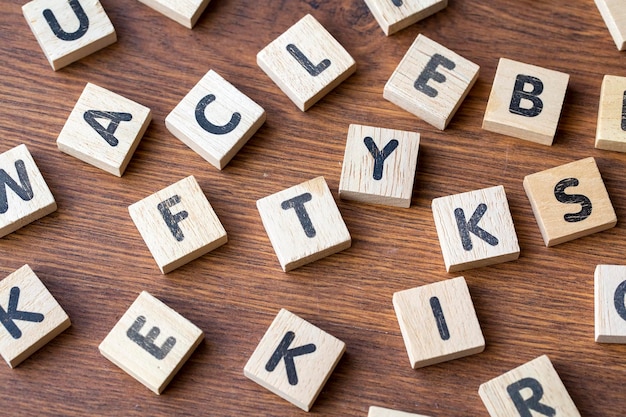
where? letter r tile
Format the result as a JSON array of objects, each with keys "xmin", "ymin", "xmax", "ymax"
[
  {"xmin": 479, "ymin": 355, "xmax": 581, "ymax": 417},
  {"xmin": 244, "ymin": 309, "xmax": 346, "ymax": 412}
]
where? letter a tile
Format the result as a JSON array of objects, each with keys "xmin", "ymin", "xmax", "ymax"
[
  {"xmin": 257, "ymin": 176, "xmax": 351, "ymax": 272},
  {"xmin": 479, "ymin": 355, "xmax": 581, "ymax": 417},
  {"xmin": 166, "ymin": 70, "xmax": 266, "ymax": 170},
  {"xmin": 99, "ymin": 291, "xmax": 203, "ymax": 394},
  {"xmin": 128, "ymin": 175, "xmax": 227, "ymax": 273},
  {"xmin": 383, "ymin": 34, "xmax": 479, "ymax": 130},
  {"xmin": 363, "ymin": 0, "xmax": 447, "ymax": 36},
  {"xmin": 0, "ymin": 265, "xmax": 70, "ymax": 368},
  {"xmin": 369, "ymin": 406, "xmax": 431, "ymax": 417},
  {"xmin": 595, "ymin": 265, "xmax": 626, "ymax": 343},
  {"xmin": 22, "ymin": 0, "xmax": 116, "ymax": 70},
  {"xmin": 257, "ymin": 14, "xmax": 356, "ymax": 111},
  {"xmin": 523, "ymin": 157, "xmax": 616, "ymax": 247},
  {"xmin": 596, "ymin": 75, "xmax": 626, "ymax": 152},
  {"xmin": 136, "ymin": 0, "xmax": 211, "ymax": 28},
  {"xmin": 432, "ymin": 185, "xmax": 519, "ymax": 272},
  {"xmin": 244, "ymin": 309, "xmax": 346, "ymax": 412}
]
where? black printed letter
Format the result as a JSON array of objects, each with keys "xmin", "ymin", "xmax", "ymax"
[
  {"xmin": 430, "ymin": 296, "xmax": 450, "ymax": 340},
  {"xmin": 0, "ymin": 160, "xmax": 34, "ymax": 214},
  {"xmin": 506, "ymin": 378, "xmax": 556, "ymax": 417},
  {"xmin": 621, "ymin": 91, "xmax": 626, "ymax": 131},
  {"xmin": 614, "ymin": 280, "xmax": 626, "ymax": 321},
  {"xmin": 265, "ymin": 331, "xmax": 316, "ymax": 386},
  {"xmin": 126, "ymin": 316, "xmax": 177, "ymax": 360},
  {"xmin": 363, "ymin": 137, "xmax": 399, "ymax": 180},
  {"xmin": 157, "ymin": 195, "xmax": 189, "ymax": 242},
  {"xmin": 84, "ymin": 110, "xmax": 133, "ymax": 147},
  {"xmin": 392, "ymin": 0, "xmax": 403, "ymax": 5},
  {"xmin": 553, "ymin": 178, "xmax": 592, "ymax": 223},
  {"xmin": 195, "ymin": 94, "xmax": 241, "ymax": 135},
  {"xmin": 509, "ymin": 75, "xmax": 544, "ymax": 117},
  {"xmin": 286, "ymin": 44, "xmax": 331, "ymax": 77},
  {"xmin": 0, "ymin": 287, "xmax": 44, "ymax": 339},
  {"xmin": 414, "ymin": 54, "xmax": 456, "ymax": 98},
  {"xmin": 454, "ymin": 204, "xmax": 499, "ymax": 251},
  {"xmin": 281, "ymin": 193, "xmax": 316, "ymax": 238},
  {"xmin": 43, "ymin": 0, "xmax": 89, "ymax": 41}
]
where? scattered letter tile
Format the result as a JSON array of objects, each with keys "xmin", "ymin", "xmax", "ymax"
[
  {"xmin": 369, "ymin": 406, "xmax": 431, "ymax": 417},
  {"xmin": 595, "ymin": 264, "xmax": 626, "ymax": 343},
  {"xmin": 596, "ymin": 75, "xmax": 626, "ymax": 152},
  {"xmin": 363, "ymin": 0, "xmax": 447, "ymax": 35},
  {"xmin": 136, "ymin": 0, "xmax": 211, "ymax": 28},
  {"xmin": 595, "ymin": 0, "xmax": 626, "ymax": 50}
]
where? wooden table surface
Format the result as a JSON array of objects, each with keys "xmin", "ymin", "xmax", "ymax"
[{"xmin": 1, "ymin": 0, "xmax": 625, "ymax": 415}]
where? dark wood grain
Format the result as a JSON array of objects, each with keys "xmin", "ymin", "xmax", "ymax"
[{"xmin": 1, "ymin": 0, "xmax": 625, "ymax": 415}]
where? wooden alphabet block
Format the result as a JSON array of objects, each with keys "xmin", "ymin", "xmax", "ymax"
[
  {"xmin": 596, "ymin": 75, "xmax": 626, "ymax": 152},
  {"xmin": 0, "ymin": 144, "xmax": 57, "ymax": 238},
  {"xmin": 339, "ymin": 124, "xmax": 420, "ymax": 208},
  {"xmin": 595, "ymin": 0, "xmax": 626, "ymax": 50},
  {"xmin": 594, "ymin": 265, "xmax": 626, "ymax": 343},
  {"xmin": 0, "ymin": 265, "xmax": 70, "ymax": 368},
  {"xmin": 57, "ymin": 83, "xmax": 152, "ymax": 177},
  {"xmin": 256, "ymin": 176, "xmax": 351, "ymax": 272},
  {"xmin": 479, "ymin": 355, "xmax": 581, "ymax": 417},
  {"xmin": 363, "ymin": 0, "xmax": 447, "ymax": 36},
  {"xmin": 257, "ymin": 14, "xmax": 356, "ymax": 111},
  {"xmin": 22, "ymin": 0, "xmax": 116, "ymax": 70},
  {"xmin": 244, "ymin": 309, "xmax": 345, "ymax": 412},
  {"xmin": 99, "ymin": 291, "xmax": 203, "ymax": 394},
  {"xmin": 431, "ymin": 185, "xmax": 519, "ymax": 272},
  {"xmin": 523, "ymin": 157, "xmax": 616, "ymax": 247},
  {"xmin": 128, "ymin": 175, "xmax": 227, "ymax": 273},
  {"xmin": 369, "ymin": 406, "xmax": 431, "ymax": 417},
  {"xmin": 383, "ymin": 34, "xmax": 479, "ymax": 130},
  {"xmin": 482, "ymin": 58, "xmax": 569, "ymax": 145},
  {"xmin": 165, "ymin": 70, "xmax": 266, "ymax": 170},
  {"xmin": 392, "ymin": 276, "xmax": 484, "ymax": 369},
  {"xmin": 136, "ymin": 0, "xmax": 211, "ymax": 28}
]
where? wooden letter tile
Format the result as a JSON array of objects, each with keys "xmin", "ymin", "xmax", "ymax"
[
  {"xmin": 22, "ymin": 0, "xmax": 116, "ymax": 70},
  {"xmin": 596, "ymin": 75, "xmax": 626, "ymax": 152},
  {"xmin": 383, "ymin": 34, "xmax": 479, "ymax": 130},
  {"xmin": 99, "ymin": 291, "xmax": 203, "ymax": 394},
  {"xmin": 136, "ymin": 0, "xmax": 211, "ymax": 28},
  {"xmin": 482, "ymin": 58, "xmax": 569, "ymax": 145},
  {"xmin": 0, "ymin": 265, "xmax": 70, "ymax": 368},
  {"xmin": 595, "ymin": 0, "xmax": 626, "ymax": 50},
  {"xmin": 392, "ymin": 276, "xmax": 484, "ymax": 369},
  {"xmin": 57, "ymin": 83, "xmax": 152, "ymax": 177},
  {"xmin": 523, "ymin": 157, "xmax": 616, "ymax": 247},
  {"xmin": 256, "ymin": 176, "xmax": 351, "ymax": 272},
  {"xmin": 479, "ymin": 355, "xmax": 581, "ymax": 417},
  {"xmin": 0, "ymin": 144, "xmax": 57, "ymax": 238},
  {"xmin": 165, "ymin": 70, "xmax": 266, "ymax": 170},
  {"xmin": 594, "ymin": 265, "xmax": 626, "ymax": 343},
  {"xmin": 257, "ymin": 14, "xmax": 356, "ymax": 111},
  {"xmin": 128, "ymin": 175, "xmax": 227, "ymax": 273},
  {"xmin": 363, "ymin": 0, "xmax": 447, "ymax": 36},
  {"xmin": 369, "ymin": 406, "xmax": 431, "ymax": 417},
  {"xmin": 339, "ymin": 124, "xmax": 420, "ymax": 208},
  {"xmin": 244, "ymin": 309, "xmax": 345, "ymax": 411},
  {"xmin": 431, "ymin": 185, "xmax": 519, "ymax": 272}
]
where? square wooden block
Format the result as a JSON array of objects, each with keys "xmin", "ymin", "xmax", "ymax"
[
  {"xmin": 432, "ymin": 185, "xmax": 519, "ymax": 272},
  {"xmin": 523, "ymin": 157, "xmax": 616, "ymax": 247},
  {"xmin": 0, "ymin": 144, "xmax": 57, "ymax": 238},
  {"xmin": 339, "ymin": 124, "xmax": 420, "ymax": 208},
  {"xmin": 128, "ymin": 175, "xmax": 227, "ymax": 273},
  {"xmin": 596, "ymin": 75, "xmax": 626, "ymax": 152},
  {"xmin": 99, "ymin": 291, "xmax": 203, "ymax": 394},
  {"xmin": 165, "ymin": 70, "xmax": 266, "ymax": 170},
  {"xmin": 257, "ymin": 14, "xmax": 356, "ymax": 111},
  {"xmin": 0, "ymin": 265, "xmax": 70, "ymax": 368},
  {"xmin": 363, "ymin": 0, "xmax": 447, "ymax": 35},
  {"xmin": 479, "ymin": 355, "xmax": 581, "ymax": 417},
  {"xmin": 257, "ymin": 176, "xmax": 351, "ymax": 272},
  {"xmin": 595, "ymin": 0, "xmax": 626, "ymax": 50},
  {"xmin": 383, "ymin": 34, "xmax": 479, "ymax": 130},
  {"xmin": 57, "ymin": 83, "xmax": 152, "ymax": 177},
  {"xmin": 244, "ymin": 309, "xmax": 346, "ymax": 412},
  {"xmin": 393, "ymin": 276, "xmax": 484, "ymax": 369},
  {"xmin": 22, "ymin": 0, "xmax": 116, "ymax": 70},
  {"xmin": 136, "ymin": 0, "xmax": 211, "ymax": 28},
  {"xmin": 369, "ymin": 406, "xmax": 431, "ymax": 417},
  {"xmin": 595, "ymin": 265, "xmax": 626, "ymax": 343},
  {"xmin": 482, "ymin": 58, "xmax": 569, "ymax": 145}
]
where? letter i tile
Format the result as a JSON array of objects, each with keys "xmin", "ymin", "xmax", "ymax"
[
  {"xmin": 244, "ymin": 309, "xmax": 346, "ymax": 412},
  {"xmin": 99, "ymin": 291, "xmax": 203, "ymax": 394}
]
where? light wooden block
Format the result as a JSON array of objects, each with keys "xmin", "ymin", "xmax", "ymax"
[
  {"xmin": 595, "ymin": 0, "xmax": 626, "ymax": 50},
  {"xmin": 369, "ymin": 406, "xmax": 431, "ymax": 417},
  {"xmin": 128, "ymin": 175, "xmax": 227, "ymax": 273},
  {"xmin": 431, "ymin": 185, "xmax": 519, "ymax": 272},
  {"xmin": 136, "ymin": 0, "xmax": 211, "ymax": 28},
  {"xmin": 482, "ymin": 58, "xmax": 569, "ymax": 145},
  {"xmin": 256, "ymin": 176, "xmax": 351, "ymax": 272},
  {"xmin": 383, "ymin": 34, "xmax": 479, "ymax": 130},
  {"xmin": 595, "ymin": 265, "xmax": 626, "ymax": 343},
  {"xmin": 22, "ymin": 0, "xmax": 116, "ymax": 71},
  {"xmin": 0, "ymin": 265, "xmax": 70, "ymax": 368},
  {"xmin": 479, "ymin": 355, "xmax": 581, "ymax": 417},
  {"xmin": 257, "ymin": 14, "xmax": 356, "ymax": 111},
  {"xmin": 392, "ymin": 276, "xmax": 484, "ymax": 369},
  {"xmin": 244, "ymin": 309, "xmax": 346, "ymax": 412},
  {"xmin": 0, "ymin": 144, "xmax": 57, "ymax": 238},
  {"xmin": 99, "ymin": 291, "xmax": 203, "ymax": 394},
  {"xmin": 165, "ymin": 70, "xmax": 266, "ymax": 170},
  {"xmin": 363, "ymin": 0, "xmax": 447, "ymax": 36},
  {"xmin": 339, "ymin": 124, "xmax": 420, "ymax": 208},
  {"xmin": 57, "ymin": 83, "xmax": 152, "ymax": 177},
  {"xmin": 523, "ymin": 157, "xmax": 616, "ymax": 247},
  {"xmin": 596, "ymin": 75, "xmax": 626, "ymax": 152}
]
